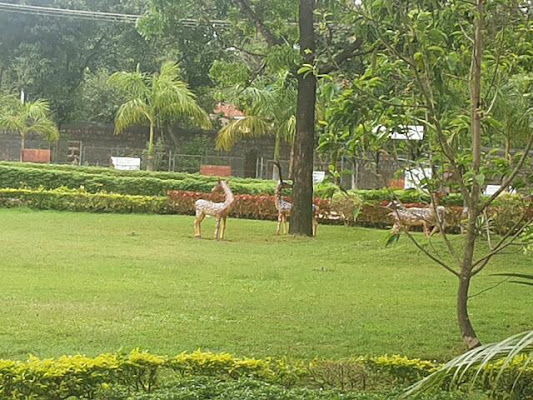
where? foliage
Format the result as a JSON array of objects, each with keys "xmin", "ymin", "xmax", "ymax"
[
  {"xmin": 0, "ymin": 0, "xmax": 167, "ymax": 124},
  {"xmin": 110, "ymin": 377, "xmax": 468, "ymax": 400},
  {"xmin": 0, "ymin": 94, "xmax": 59, "ymax": 157},
  {"xmin": 213, "ymin": 72, "xmax": 298, "ymax": 163},
  {"xmin": 489, "ymin": 194, "xmax": 533, "ymax": 236},
  {"xmin": 141, "ymin": 138, "xmax": 167, "ymax": 171},
  {"xmin": 0, "ymin": 163, "xmax": 277, "ymax": 196},
  {"xmin": 0, "ymin": 187, "xmax": 171, "ymax": 214},
  {"xmin": 0, "ymin": 350, "xmax": 301, "ymax": 399},
  {"xmin": 404, "ymin": 331, "xmax": 533, "ymax": 400},
  {"xmin": 108, "ymin": 61, "xmax": 211, "ymax": 170},
  {"xmin": 0, "ymin": 162, "xmax": 467, "ymax": 201},
  {"xmin": 1, "ymin": 348, "xmax": 531, "ymax": 399}
]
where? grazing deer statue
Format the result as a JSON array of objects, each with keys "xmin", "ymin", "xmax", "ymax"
[
  {"xmin": 387, "ymin": 191, "xmax": 447, "ymax": 237},
  {"xmin": 274, "ymin": 162, "xmax": 318, "ymax": 236},
  {"xmin": 194, "ymin": 180, "xmax": 234, "ymax": 240}
]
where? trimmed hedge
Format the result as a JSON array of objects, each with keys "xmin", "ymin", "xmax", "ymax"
[
  {"xmin": 0, "ymin": 187, "xmax": 466, "ymax": 232},
  {"xmin": 0, "ymin": 162, "xmax": 467, "ymax": 205},
  {"xmin": 0, "ymin": 164, "xmax": 276, "ymax": 196},
  {"xmin": 0, "ymin": 350, "xmax": 530, "ymax": 399},
  {"xmin": 0, "ymin": 188, "xmax": 171, "ymax": 214}
]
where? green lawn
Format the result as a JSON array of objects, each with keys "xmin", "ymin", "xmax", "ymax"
[{"xmin": 0, "ymin": 208, "xmax": 530, "ymax": 361}]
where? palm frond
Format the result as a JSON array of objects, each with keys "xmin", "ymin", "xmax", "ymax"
[
  {"xmin": 0, "ymin": 114, "xmax": 25, "ymax": 132},
  {"xmin": 108, "ymin": 70, "xmax": 150, "ymax": 101},
  {"xmin": 279, "ymin": 115, "xmax": 296, "ymax": 143},
  {"xmin": 28, "ymin": 118, "xmax": 59, "ymax": 142},
  {"xmin": 158, "ymin": 61, "xmax": 181, "ymax": 82},
  {"xmin": 491, "ymin": 273, "xmax": 533, "ymax": 287},
  {"xmin": 114, "ymin": 99, "xmax": 150, "ymax": 134},
  {"xmin": 403, "ymin": 330, "xmax": 533, "ymax": 398},
  {"xmin": 25, "ymin": 100, "xmax": 50, "ymax": 120},
  {"xmin": 215, "ymin": 116, "xmax": 271, "ymax": 151},
  {"xmin": 151, "ymin": 62, "xmax": 211, "ymax": 129}
]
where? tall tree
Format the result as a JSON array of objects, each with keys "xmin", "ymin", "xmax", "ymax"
[
  {"xmin": 290, "ymin": 0, "xmax": 317, "ymax": 235},
  {"xmin": 109, "ymin": 61, "xmax": 211, "ymax": 171},
  {"xmin": 141, "ymin": 0, "xmax": 366, "ymax": 234}
]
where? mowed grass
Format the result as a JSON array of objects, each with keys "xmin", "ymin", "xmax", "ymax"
[{"xmin": 0, "ymin": 208, "xmax": 531, "ymax": 361}]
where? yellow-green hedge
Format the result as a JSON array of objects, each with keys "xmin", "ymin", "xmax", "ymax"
[{"xmin": 2, "ymin": 350, "xmax": 531, "ymax": 399}]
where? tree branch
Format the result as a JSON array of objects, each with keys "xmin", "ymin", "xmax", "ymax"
[
  {"xmin": 318, "ymin": 37, "xmax": 367, "ymax": 75},
  {"xmin": 404, "ymin": 230, "xmax": 460, "ymax": 277},
  {"xmin": 480, "ymin": 132, "xmax": 533, "ymax": 212},
  {"xmin": 232, "ymin": 0, "xmax": 283, "ymax": 47}
]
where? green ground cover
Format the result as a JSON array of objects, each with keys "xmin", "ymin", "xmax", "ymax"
[{"xmin": 0, "ymin": 208, "xmax": 530, "ymax": 361}]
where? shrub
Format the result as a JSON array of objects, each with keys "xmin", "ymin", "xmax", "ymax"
[
  {"xmin": 0, "ymin": 162, "xmax": 467, "ymax": 205},
  {"xmin": 0, "ymin": 188, "xmax": 171, "ymax": 214},
  {"xmin": 0, "ymin": 351, "xmax": 522, "ymax": 399}
]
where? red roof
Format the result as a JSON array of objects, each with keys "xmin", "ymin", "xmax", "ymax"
[{"xmin": 213, "ymin": 103, "xmax": 244, "ymax": 119}]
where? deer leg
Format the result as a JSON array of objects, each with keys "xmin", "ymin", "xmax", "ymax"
[
  {"xmin": 312, "ymin": 216, "xmax": 318, "ymax": 237},
  {"xmin": 283, "ymin": 214, "xmax": 289, "ymax": 235},
  {"xmin": 276, "ymin": 213, "xmax": 282, "ymax": 235},
  {"xmin": 423, "ymin": 222, "xmax": 430, "ymax": 237},
  {"xmin": 194, "ymin": 212, "xmax": 205, "ymax": 238},
  {"xmin": 221, "ymin": 216, "xmax": 227, "ymax": 240},
  {"xmin": 214, "ymin": 216, "xmax": 221, "ymax": 240}
]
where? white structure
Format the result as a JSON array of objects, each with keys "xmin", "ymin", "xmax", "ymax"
[
  {"xmin": 111, "ymin": 157, "xmax": 141, "ymax": 171},
  {"xmin": 312, "ymin": 171, "xmax": 326, "ymax": 184},
  {"xmin": 404, "ymin": 167, "xmax": 432, "ymax": 190},
  {"xmin": 373, "ymin": 125, "xmax": 424, "ymax": 141}
]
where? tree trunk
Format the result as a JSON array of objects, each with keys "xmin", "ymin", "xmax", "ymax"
[
  {"xmin": 458, "ymin": 218, "xmax": 482, "ymax": 350},
  {"xmin": 272, "ymin": 133, "xmax": 281, "ymax": 180},
  {"xmin": 288, "ymin": 143, "xmax": 295, "ymax": 180},
  {"xmin": 20, "ymin": 134, "xmax": 25, "ymax": 162},
  {"xmin": 146, "ymin": 123, "xmax": 155, "ymax": 171},
  {"xmin": 289, "ymin": 0, "xmax": 316, "ymax": 236},
  {"xmin": 456, "ymin": 0, "xmax": 484, "ymax": 350}
]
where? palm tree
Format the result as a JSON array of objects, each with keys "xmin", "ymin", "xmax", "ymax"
[
  {"xmin": 108, "ymin": 62, "xmax": 211, "ymax": 171},
  {"xmin": 0, "ymin": 94, "xmax": 59, "ymax": 161},
  {"xmin": 215, "ymin": 73, "xmax": 297, "ymax": 179}
]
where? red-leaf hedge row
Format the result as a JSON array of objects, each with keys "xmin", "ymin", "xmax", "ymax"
[
  {"xmin": 167, "ymin": 190, "xmax": 330, "ymax": 222},
  {"xmin": 167, "ymin": 190, "xmax": 468, "ymax": 229}
]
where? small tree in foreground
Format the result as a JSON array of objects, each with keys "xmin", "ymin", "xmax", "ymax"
[
  {"xmin": 0, "ymin": 95, "xmax": 59, "ymax": 161},
  {"xmin": 109, "ymin": 61, "xmax": 211, "ymax": 171},
  {"xmin": 325, "ymin": 0, "xmax": 533, "ymax": 349}
]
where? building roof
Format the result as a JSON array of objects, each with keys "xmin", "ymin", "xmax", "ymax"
[{"xmin": 213, "ymin": 103, "xmax": 245, "ymax": 119}]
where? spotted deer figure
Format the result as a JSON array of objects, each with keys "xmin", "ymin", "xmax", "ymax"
[
  {"xmin": 274, "ymin": 162, "xmax": 318, "ymax": 236},
  {"xmin": 387, "ymin": 192, "xmax": 447, "ymax": 237},
  {"xmin": 194, "ymin": 180, "xmax": 234, "ymax": 240}
]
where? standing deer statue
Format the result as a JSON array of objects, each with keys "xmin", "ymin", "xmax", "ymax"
[
  {"xmin": 194, "ymin": 180, "xmax": 234, "ymax": 240},
  {"xmin": 387, "ymin": 192, "xmax": 447, "ymax": 237},
  {"xmin": 274, "ymin": 162, "xmax": 318, "ymax": 236}
]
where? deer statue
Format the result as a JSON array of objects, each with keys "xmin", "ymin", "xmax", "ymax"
[
  {"xmin": 387, "ymin": 191, "xmax": 447, "ymax": 237},
  {"xmin": 194, "ymin": 180, "xmax": 234, "ymax": 240},
  {"xmin": 274, "ymin": 162, "xmax": 318, "ymax": 236}
]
